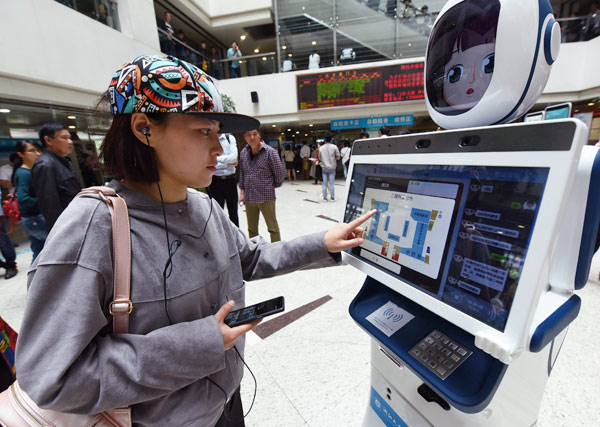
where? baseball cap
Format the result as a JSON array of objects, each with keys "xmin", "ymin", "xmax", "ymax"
[{"xmin": 107, "ymin": 55, "xmax": 259, "ymax": 133}]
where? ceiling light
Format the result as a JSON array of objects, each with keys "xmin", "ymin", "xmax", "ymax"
[
  {"xmin": 254, "ymin": 48, "xmax": 260, "ymax": 53},
  {"xmin": 67, "ymin": 115, "xmax": 76, "ymax": 119},
  {"xmin": 240, "ymin": 35, "xmax": 246, "ymax": 40},
  {"xmin": 311, "ymin": 41, "xmax": 317, "ymax": 45},
  {"xmin": 305, "ymin": 133, "xmax": 308, "ymax": 136},
  {"xmin": 262, "ymin": 57, "xmax": 267, "ymax": 61},
  {"xmin": 272, "ymin": 124, "xmax": 276, "ymax": 127},
  {"xmin": 408, "ymin": 43, "xmax": 412, "ymax": 46},
  {"xmin": 0, "ymin": 109, "xmax": 10, "ymax": 114},
  {"xmin": 296, "ymin": 131, "xmax": 300, "ymax": 134},
  {"xmin": 309, "ymin": 124, "xmax": 313, "ymax": 127},
  {"xmin": 288, "ymin": 53, "xmax": 293, "ymax": 57},
  {"xmin": 287, "ymin": 128, "xmax": 291, "ymax": 131},
  {"xmin": 588, "ymin": 102, "xmax": 595, "ymax": 106},
  {"xmin": 68, "ymin": 125, "xmax": 76, "ymax": 129},
  {"xmin": 302, "ymin": 6, "xmax": 306, "ymax": 10},
  {"xmin": 282, "ymin": 45, "xmax": 287, "ymax": 50}
]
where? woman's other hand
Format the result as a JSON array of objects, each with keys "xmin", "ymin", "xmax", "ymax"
[
  {"xmin": 214, "ymin": 301, "xmax": 261, "ymax": 351},
  {"xmin": 324, "ymin": 209, "xmax": 377, "ymax": 253}
]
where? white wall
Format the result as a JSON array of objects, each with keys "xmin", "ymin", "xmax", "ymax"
[
  {"xmin": 0, "ymin": 0, "xmax": 161, "ymax": 109},
  {"xmin": 217, "ymin": 39, "xmax": 597, "ymax": 124}
]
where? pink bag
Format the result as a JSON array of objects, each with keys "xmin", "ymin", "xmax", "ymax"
[{"xmin": 0, "ymin": 187, "xmax": 132, "ymax": 427}]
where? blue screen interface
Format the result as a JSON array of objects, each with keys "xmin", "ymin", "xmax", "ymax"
[{"xmin": 344, "ymin": 164, "xmax": 549, "ymax": 331}]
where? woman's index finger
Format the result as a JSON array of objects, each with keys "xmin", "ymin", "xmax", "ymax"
[{"xmin": 347, "ymin": 209, "xmax": 377, "ymax": 228}]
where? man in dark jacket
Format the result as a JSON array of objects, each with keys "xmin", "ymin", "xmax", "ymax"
[{"xmin": 32, "ymin": 123, "xmax": 82, "ymax": 231}]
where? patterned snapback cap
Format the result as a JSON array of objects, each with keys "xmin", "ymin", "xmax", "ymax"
[{"xmin": 107, "ymin": 55, "xmax": 259, "ymax": 133}]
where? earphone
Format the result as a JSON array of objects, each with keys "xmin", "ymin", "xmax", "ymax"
[{"xmin": 141, "ymin": 127, "xmax": 150, "ymax": 136}]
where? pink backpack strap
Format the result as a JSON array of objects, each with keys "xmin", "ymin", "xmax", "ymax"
[{"xmin": 77, "ymin": 186, "xmax": 132, "ymax": 334}]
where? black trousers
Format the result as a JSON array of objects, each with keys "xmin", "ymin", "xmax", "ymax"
[
  {"xmin": 208, "ymin": 175, "xmax": 239, "ymax": 227},
  {"xmin": 215, "ymin": 387, "xmax": 245, "ymax": 427}
]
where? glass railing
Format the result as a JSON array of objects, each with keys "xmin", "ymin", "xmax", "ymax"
[
  {"xmin": 273, "ymin": 0, "xmax": 443, "ymax": 72},
  {"xmin": 557, "ymin": 14, "xmax": 600, "ymax": 43},
  {"xmin": 55, "ymin": 0, "xmax": 120, "ymax": 31},
  {"xmin": 157, "ymin": 28, "xmax": 277, "ymax": 79}
]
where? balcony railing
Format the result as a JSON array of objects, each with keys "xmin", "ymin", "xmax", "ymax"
[{"xmin": 157, "ymin": 28, "xmax": 276, "ymax": 79}]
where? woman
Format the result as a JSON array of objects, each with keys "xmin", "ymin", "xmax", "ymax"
[
  {"xmin": 283, "ymin": 144, "xmax": 296, "ymax": 181},
  {"xmin": 14, "ymin": 56, "xmax": 374, "ymax": 426},
  {"xmin": 12, "ymin": 140, "xmax": 47, "ymax": 262}
]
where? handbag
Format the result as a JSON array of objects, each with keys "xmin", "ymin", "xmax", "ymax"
[
  {"xmin": 1, "ymin": 194, "xmax": 21, "ymax": 234},
  {"xmin": 0, "ymin": 187, "xmax": 132, "ymax": 427}
]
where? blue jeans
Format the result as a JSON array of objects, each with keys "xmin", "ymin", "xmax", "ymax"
[
  {"xmin": 230, "ymin": 66, "xmax": 241, "ymax": 78},
  {"xmin": 343, "ymin": 162, "xmax": 348, "ymax": 178},
  {"xmin": 0, "ymin": 218, "xmax": 16, "ymax": 268},
  {"xmin": 322, "ymin": 168, "xmax": 336, "ymax": 200},
  {"xmin": 21, "ymin": 214, "xmax": 48, "ymax": 262}
]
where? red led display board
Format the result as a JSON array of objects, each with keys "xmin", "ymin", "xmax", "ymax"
[{"xmin": 297, "ymin": 62, "xmax": 424, "ymax": 110}]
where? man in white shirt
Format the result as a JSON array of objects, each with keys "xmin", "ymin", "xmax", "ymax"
[
  {"xmin": 340, "ymin": 140, "xmax": 351, "ymax": 178},
  {"xmin": 300, "ymin": 141, "xmax": 311, "ymax": 180},
  {"xmin": 0, "ymin": 153, "xmax": 17, "ymax": 199},
  {"xmin": 319, "ymin": 132, "xmax": 341, "ymax": 202},
  {"xmin": 208, "ymin": 134, "xmax": 240, "ymax": 226},
  {"xmin": 378, "ymin": 126, "xmax": 391, "ymax": 137},
  {"xmin": 308, "ymin": 51, "xmax": 320, "ymax": 70}
]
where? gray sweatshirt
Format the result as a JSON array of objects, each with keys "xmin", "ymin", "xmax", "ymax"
[
  {"xmin": 318, "ymin": 142, "xmax": 340, "ymax": 170},
  {"xmin": 15, "ymin": 180, "xmax": 340, "ymax": 426}
]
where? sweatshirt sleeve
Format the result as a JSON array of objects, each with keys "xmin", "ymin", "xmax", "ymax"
[
  {"xmin": 14, "ymin": 170, "xmax": 38, "ymax": 213},
  {"xmin": 235, "ymin": 228, "xmax": 341, "ymax": 281},
  {"xmin": 16, "ymin": 264, "xmax": 225, "ymax": 414}
]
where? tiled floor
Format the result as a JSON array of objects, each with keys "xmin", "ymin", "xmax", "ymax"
[{"xmin": 1, "ymin": 178, "xmax": 599, "ymax": 426}]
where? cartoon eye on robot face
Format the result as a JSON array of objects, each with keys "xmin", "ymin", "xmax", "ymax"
[{"xmin": 425, "ymin": 0, "xmax": 501, "ymax": 115}]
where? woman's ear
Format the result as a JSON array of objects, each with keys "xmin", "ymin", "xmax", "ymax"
[{"xmin": 131, "ymin": 113, "xmax": 153, "ymax": 145}]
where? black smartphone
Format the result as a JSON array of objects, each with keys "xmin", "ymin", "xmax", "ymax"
[{"xmin": 224, "ymin": 296, "xmax": 285, "ymax": 327}]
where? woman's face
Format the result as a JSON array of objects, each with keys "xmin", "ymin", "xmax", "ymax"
[
  {"xmin": 151, "ymin": 114, "xmax": 222, "ymax": 189},
  {"xmin": 443, "ymin": 43, "xmax": 495, "ymax": 110},
  {"xmin": 18, "ymin": 142, "xmax": 42, "ymax": 168}
]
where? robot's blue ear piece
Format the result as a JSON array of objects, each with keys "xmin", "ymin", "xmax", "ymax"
[{"xmin": 543, "ymin": 18, "xmax": 561, "ymax": 65}]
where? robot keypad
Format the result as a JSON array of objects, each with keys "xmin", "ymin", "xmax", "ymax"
[{"xmin": 409, "ymin": 330, "xmax": 472, "ymax": 380}]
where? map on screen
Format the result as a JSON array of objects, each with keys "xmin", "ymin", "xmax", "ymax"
[{"xmin": 345, "ymin": 164, "xmax": 548, "ymax": 331}]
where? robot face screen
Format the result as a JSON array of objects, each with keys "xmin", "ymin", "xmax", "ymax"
[
  {"xmin": 426, "ymin": 0, "xmax": 500, "ymax": 115},
  {"xmin": 443, "ymin": 42, "xmax": 495, "ymax": 110}
]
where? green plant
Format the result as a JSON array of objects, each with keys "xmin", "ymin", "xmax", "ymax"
[{"xmin": 221, "ymin": 93, "xmax": 237, "ymax": 113}]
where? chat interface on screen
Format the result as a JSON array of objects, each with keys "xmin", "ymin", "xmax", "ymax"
[{"xmin": 345, "ymin": 164, "xmax": 548, "ymax": 331}]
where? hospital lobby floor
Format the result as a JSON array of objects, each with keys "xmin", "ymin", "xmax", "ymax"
[{"xmin": 1, "ymin": 178, "xmax": 598, "ymax": 426}]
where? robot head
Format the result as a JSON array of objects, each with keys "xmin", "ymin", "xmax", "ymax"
[{"xmin": 425, "ymin": 0, "xmax": 561, "ymax": 129}]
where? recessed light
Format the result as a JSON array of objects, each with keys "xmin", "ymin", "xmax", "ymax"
[
  {"xmin": 262, "ymin": 57, "xmax": 267, "ymax": 61},
  {"xmin": 309, "ymin": 124, "xmax": 313, "ymax": 127},
  {"xmin": 408, "ymin": 43, "xmax": 412, "ymax": 46},
  {"xmin": 240, "ymin": 35, "xmax": 246, "ymax": 40},
  {"xmin": 68, "ymin": 125, "xmax": 76, "ymax": 129},
  {"xmin": 302, "ymin": 6, "xmax": 306, "ymax": 10},
  {"xmin": 287, "ymin": 128, "xmax": 291, "ymax": 131},
  {"xmin": 296, "ymin": 131, "xmax": 300, "ymax": 134},
  {"xmin": 272, "ymin": 124, "xmax": 276, "ymax": 127},
  {"xmin": 311, "ymin": 41, "xmax": 317, "ymax": 45},
  {"xmin": 588, "ymin": 102, "xmax": 595, "ymax": 106},
  {"xmin": 282, "ymin": 45, "xmax": 287, "ymax": 50},
  {"xmin": 0, "ymin": 109, "xmax": 10, "ymax": 114},
  {"xmin": 288, "ymin": 53, "xmax": 293, "ymax": 57},
  {"xmin": 67, "ymin": 115, "xmax": 76, "ymax": 119},
  {"xmin": 305, "ymin": 133, "xmax": 308, "ymax": 136},
  {"xmin": 254, "ymin": 48, "xmax": 260, "ymax": 53}
]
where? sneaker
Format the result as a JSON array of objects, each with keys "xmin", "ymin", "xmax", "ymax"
[
  {"xmin": 5, "ymin": 267, "xmax": 18, "ymax": 280},
  {"xmin": 323, "ymin": 199, "xmax": 328, "ymax": 202},
  {"xmin": 331, "ymin": 198, "xmax": 335, "ymax": 202}
]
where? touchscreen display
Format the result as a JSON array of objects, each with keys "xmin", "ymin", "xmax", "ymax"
[{"xmin": 345, "ymin": 164, "xmax": 549, "ymax": 331}]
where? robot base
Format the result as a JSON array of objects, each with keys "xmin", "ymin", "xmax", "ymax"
[{"xmin": 362, "ymin": 334, "xmax": 565, "ymax": 427}]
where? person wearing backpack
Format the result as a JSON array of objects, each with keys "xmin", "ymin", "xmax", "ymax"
[{"xmin": 12, "ymin": 140, "xmax": 48, "ymax": 262}]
